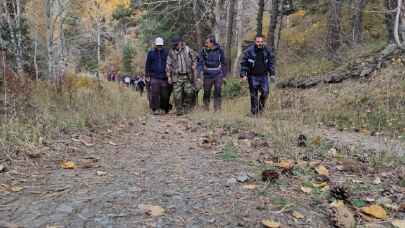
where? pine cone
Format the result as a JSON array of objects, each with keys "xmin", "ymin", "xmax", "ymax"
[
  {"xmin": 262, "ymin": 170, "xmax": 279, "ymax": 182},
  {"xmin": 330, "ymin": 185, "xmax": 350, "ymax": 201}
]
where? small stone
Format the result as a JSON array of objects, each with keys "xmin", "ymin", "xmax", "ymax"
[
  {"xmin": 373, "ymin": 177, "xmax": 381, "ymax": 185},
  {"xmin": 237, "ymin": 172, "xmax": 251, "ymax": 183},
  {"xmin": 226, "ymin": 178, "xmax": 237, "ymax": 186},
  {"xmin": 0, "ymin": 164, "xmax": 7, "ymax": 173},
  {"xmin": 96, "ymin": 171, "xmax": 107, "ymax": 176}
]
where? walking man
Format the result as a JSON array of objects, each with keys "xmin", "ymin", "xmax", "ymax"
[
  {"xmin": 197, "ymin": 35, "xmax": 227, "ymax": 111},
  {"xmin": 240, "ymin": 35, "xmax": 276, "ymax": 116},
  {"xmin": 166, "ymin": 36, "xmax": 197, "ymax": 115},
  {"xmin": 145, "ymin": 37, "xmax": 170, "ymax": 114}
]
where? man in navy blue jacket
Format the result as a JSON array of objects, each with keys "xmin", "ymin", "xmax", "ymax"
[
  {"xmin": 240, "ymin": 35, "xmax": 276, "ymax": 116},
  {"xmin": 197, "ymin": 35, "xmax": 227, "ymax": 111},
  {"xmin": 145, "ymin": 37, "xmax": 171, "ymax": 114}
]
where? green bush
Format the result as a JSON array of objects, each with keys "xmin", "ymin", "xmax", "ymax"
[{"xmin": 222, "ymin": 78, "xmax": 245, "ymax": 98}]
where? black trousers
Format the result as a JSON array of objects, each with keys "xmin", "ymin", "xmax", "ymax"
[{"xmin": 150, "ymin": 78, "xmax": 171, "ymax": 112}]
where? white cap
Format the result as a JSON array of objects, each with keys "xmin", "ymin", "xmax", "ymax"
[{"xmin": 155, "ymin": 37, "xmax": 164, "ymax": 46}]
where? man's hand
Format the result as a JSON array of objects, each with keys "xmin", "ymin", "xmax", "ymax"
[
  {"xmin": 240, "ymin": 76, "xmax": 247, "ymax": 83},
  {"xmin": 269, "ymin": 75, "xmax": 276, "ymax": 83},
  {"xmin": 168, "ymin": 77, "xmax": 172, "ymax": 85}
]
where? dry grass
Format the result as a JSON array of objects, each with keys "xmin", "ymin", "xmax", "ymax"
[
  {"xmin": 190, "ymin": 61, "xmax": 404, "ymax": 163},
  {"xmin": 0, "ymin": 75, "xmax": 148, "ymax": 156}
]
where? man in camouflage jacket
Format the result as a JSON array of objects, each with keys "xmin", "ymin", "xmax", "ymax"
[{"xmin": 166, "ymin": 36, "xmax": 198, "ymax": 115}]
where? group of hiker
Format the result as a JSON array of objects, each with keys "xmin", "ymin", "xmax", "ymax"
[
  {"xmin": 106, "ymin": 70, "xmax": 146, "ymax": 95},
  {"xmin": 145, "ymin": 34, "xmax": 276, "ymax": 116}
]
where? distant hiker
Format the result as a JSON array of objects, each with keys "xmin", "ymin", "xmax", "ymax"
[
  {"xmin": 123, "ymin": 74, "xmax": 132, "ymax": 86},
  {"xmin": 197, "ymin": 35, "xmax": 226, "ymax": 111},
  {"xmin": 166, "ymin": 36, "xmax": 197, "ymax": 115},
  {"xmin": 145, "ymin": 37, "xmax": 171, "ymax": 114},
  {"xmin": 240, "ymin": 35, "xmax": 276, "ymax": 116},
  {"xmin": 107, "ymin": 67, "xmax": 118, "ymax": 81},
  {"xmin": 133, "ymin": 75, "xmax": 146, "ymax": 96}
]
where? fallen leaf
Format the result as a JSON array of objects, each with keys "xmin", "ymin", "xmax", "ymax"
[
  {"xmin": 262, "ymin": 219, "xmax": 280, "ymax": 228},
  {"xmin": 108, "ymin": 141, "xmax": 118, "ymax": 146},
  {"xmin": 301, "ymin": 186, "xmax": 312, "ymax": 194},
  {"xmin": 392, "ymin": 220, "xmax": 405, "ymax": 228},
  {"xmin": 361, "ymin": 204, "xmax": 388, "ymax": 219},
  {"xmin": 315, "ymin": 165, "xmax": 329, "ymax": 176},
  {"xmin": 292, "ymin": 211, "xmax": 305, "ymax": 219},
  {"xmin": 312, "ymin": 182, "xmax": 328, "ymax": 188},
  {"xmin": 61, "ymin": 161, "xmax": 76, "ymax": 169},
  {"xmin": 10, "ymin": 186, "xmax": 23, "ymax": 192},
  {"xmin": 321, "ymin": 185, "xmax": 330, "ymax": 192},
  {"xmin": 312, "ymin": 136, "xmax": 321, "ymax": 145},
  {"xmin": 138, "ymin": 204, "xmax": 165, "ymax": 217},
  {"xmin": 309, "ymin": 160, "xmax": 322, "ymax": 167},
  {"xmin": 242, "ymin": 184, "xmax": 257, "ymax": 190},
  {"xmin": 329, "ymin": 200, "xmax": 356, "ymax": 228},
  {"xmin": 360, "ymin": 128, "xmax": 369, "ymax": 134},
  {"xmin": 277, "ymin": 160, "xmax": 294, "ymax": 169}
]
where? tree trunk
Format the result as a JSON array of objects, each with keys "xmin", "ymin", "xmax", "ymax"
[
  {"xmin": 394, "ymin": 0, "xmax": 405, "ymax": 48},
  {"xmin": 225, "ymin": 0, "xmax": 236, "ymax": 74},
  {"xmin": 1, "ymin": 0, "xmax": 23, "ymax": 75},
  {"xmin": 34, "ymin": 30, "xmax": 39, "ymax": 80},
  {"xmin": 385, "ymin": 0, "xmax": 397, "ymax": 43},
  {"xmin": 214, "ymin": 0, "xmax": 226, "ymax": 44},
  {"xmin": 46, "ymin": 0, "xmax": 55, "ymax": 79},
  {"xmin": 351, "ymin": 0, "xmax": 367, "ymax": 46},
  {"xmin": 233, "ymin": 0, "xmax": 246, "ymax": 75},
  {"xmin": 256, "ymin": 0, "xmax": 265, "ymax": 36},
  {"xmin": 326, "ymin": 0, "xmax": 343, "ymax": 61},
  {"xmin": 268, "ymin": 0, "xmax": 280, "ymax": 49},
  {"xmin": 15, "ymin": 0, "xmax": 23, "ymax": 75},
  {"xmin": 193, "ymin": 0, "xmax": 203, "ymax": 47}
]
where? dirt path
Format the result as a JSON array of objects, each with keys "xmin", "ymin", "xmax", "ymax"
[
  {"xmin": 0, "ymin": 115, "xmax": 303, "ymax": 228},
  {"xmin": 1, "ymin": 115, "xmax": 403, "ymax": 228}
]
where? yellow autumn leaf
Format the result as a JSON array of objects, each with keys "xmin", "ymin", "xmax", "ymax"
[
  {"xmin": 330, "ymin": 200, "xmax": 345, "ymax": 208},
  {"xmin": 392, "ymin": 219, "xmax": 405, "ymax": 228},
  {"xmin": 294, "ymin": 10, "xmax": 305, "ymax": 17},
  {"xmin": 361, "ymin": 204, "xmax": 388, "ymax": 219},
  {"xmin": 61, "ymin": 161, "xmax": 76, "ymax": 169},
  {"xmin": 277, "ymin": 160, "xmax": 294, "ymax": 169},
  {"xmin": 242, "ymin": 184, "xmax": 257, "ymax": 190},
  {"xmin": 312, "ymin": 182, "xmax": 328, "ymax": 188},
  {"xmin": 315, "ymin": 165, "xmax": 329, "ymax": 176},
  {"xmin": 10, "ymin": 186, "xmax": 24, "ymax": 192},
  {"xmin": 301, "ymin": 186, "xmax": 312, "ymax": 194},
  {"xmin": 262, "ymin": 219, "xmax": 281, "ymax": 228},
  {"xmin": 292, "ymin": 211, "xmax": 305, "ymax": 219}
]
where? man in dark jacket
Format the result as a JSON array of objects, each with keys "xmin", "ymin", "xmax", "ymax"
[
  {"xmin": 240, "ymin": 35, "xmax": 275, "ymax": 116},
  {"xmin": 197, "ymin": 35, "xmax": 226, "ymax": 111},
  {"xmin": 145, "ymin": 37, "xmax": 170, "ymax": 114}
]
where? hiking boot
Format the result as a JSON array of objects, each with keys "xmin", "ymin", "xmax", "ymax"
[{"xmin": 152, "ymin": 109, "xmax": 162, "ymax": 115}]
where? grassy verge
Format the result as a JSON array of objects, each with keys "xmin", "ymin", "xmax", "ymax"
[{"xmin": 0, "ymin": 75, "xmax": 147, "ymax": 156}]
